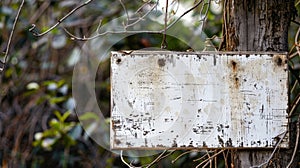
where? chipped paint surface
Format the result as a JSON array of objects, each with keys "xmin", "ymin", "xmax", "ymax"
[{"xmin": 110, "ymin": 51, "xmax": 289, "ymax": 149}]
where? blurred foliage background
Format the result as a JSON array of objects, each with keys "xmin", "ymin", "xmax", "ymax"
[{"xmin": 0, "ymin": 0, "xmax": 299, "ymax": 167}]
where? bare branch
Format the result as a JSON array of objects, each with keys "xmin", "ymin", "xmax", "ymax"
[
  {"xmin": 29, "ymin": 0, "xmax": 94, "ymax": 37},
  {"xmin": 290, "ymin": 79, "xmax": 299, "ymax": 96},
  {"xmin": 1, "ymin": 0, "xmax": 25, "ymax": 72},
  {"xmin": 166, "ymin": 0, "xmax": 204, "ymax": 30},
  {"xmin": 193, "ymin": 152, "xmax": 208, "ymax": 162},
  {"xmin": 120, "ymin": 150, "xmax": 135, "ymax": 168},
  {"xmin": 124, "ymin": 2, "xmax": 158, "ymax": 29},
  {"xmin": 296, "ymin": 0, "xmax": 300, "ymax": 6},
  {"xmin": 119, "ymin": 0, "xmax": 130, "ymax": 27},
  {"xmin": 136, "ymin": 1, "xmax": 150, "ymax": 14},
  {"xmin": 199, "ymin": 0, "xmax": 210, "ymax": 22},
  {"xmin": 120, "ymin": 149, "xmax": 175, "ymax": 168},
  {"xmin": 250, "ymin": 131, "xmax": 288, "ymax": 168},
  {"xmin": 166, "ymin": 0, "xmax": 180, "ymax": 22},
  {"xmin": 171, "ymin": 150, "xmax": 199, "ymax": 163},
  {"xmin": 287, "ymin": 115, "xmax": 300, "ymax": 168},
  {"xmin": 62, "ymin": 0, "xmax": 206, "ymax": 42},
  {"xmin": 201, "ymin": 150, "xmax": 212, "ymax": 168},
  {"xmin": 222, "ymin": 150, "xmax": 229, "ymax": 168},
  {"xmin": 195, "ymin": 150, "xmax": 224, "ymax": 168},
  {"xmin": 288, "ymin": 93, "xmax": 300, "ymax": 117},
  {"xmin": 61, "ymin": 1, "xmax": 161, "ymax": 41},
  {"xmin": 29, "ymin": 1, "xmax": 50, "ymax": 23},
  {"xmin": 156, "ymin": 150, "xmax": 176, "ymax": 160},
  {"xmin": 161, "ymin": 0, "xmax": 169, "ymax": 49},
  {"xmin": 145, "ymin": 150, "xmax": 174, "ymax": 168},
  {"xmin": 63, "ymin": 26, "xmax": 162, "ymax": 41},
  {"xmin": 294, "ymin": 26, "xmax": 300, "ymax": 60}
]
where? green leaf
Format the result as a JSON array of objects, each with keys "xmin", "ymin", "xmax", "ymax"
[
  {"xmin": 42, "ymin": 80, "xmax": 56, "ymax": 86},
  {"xmin": 49, "ymin": 97, "xmax": 66, "ymax": 105},
  {"xmin": 79, "ymin": 112, "xmax": 100, "ymax": 121},
  {"xmin": 49, "ymin": 118, "xmax": 62, "ymax": 131},
  {"xmin": 56, "ymin": 79, "xmax": 66, "ymax": 88},
  {"xmin": 61, "ymin": 111, "xmax": 71, "ymax": 122},
  {"xmin": 32, "ymin": 140, "xmax": 42, "ymax": 147},
  {"xmin": 4, "ymin": 68, "xmax": 13, "ymax": 78}
]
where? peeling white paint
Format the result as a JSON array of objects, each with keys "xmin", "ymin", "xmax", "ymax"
[{"xmin": 110, "ymin": 51, "xmax": 289, "ymax": 149}]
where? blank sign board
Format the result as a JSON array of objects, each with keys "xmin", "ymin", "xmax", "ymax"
[{"xmin": 110, "ymin": 51, "xmax": 289, "ymax": 149}]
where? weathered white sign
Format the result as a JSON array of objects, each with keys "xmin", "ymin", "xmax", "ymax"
[{"xmin": 110, "ymin": 51, "xmax": 288, "ymax": 149}]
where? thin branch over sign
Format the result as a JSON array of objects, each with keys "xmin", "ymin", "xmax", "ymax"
[
  {"xmin": 29, "ymin": 0, "xmax": 94, "ymax": 37},
  {"xmin": 1, "ymin": 0, "xmax": 25, "ymax": 72}
]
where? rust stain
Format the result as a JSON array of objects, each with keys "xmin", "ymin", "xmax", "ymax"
[
  {"xmin": 231, "ymin": 60, "xmax": 237, "ymax": 72},
  {"xmin": 115, "ymin": 139, "xmax": 121, "ymax": 145},
  {"xmin": 230, "ymin": 60, "xmax": 240, "ymax": 89},
  {"xmin": 116, "ymin": 58, "xmax": 122, "ymax": 64},
  {"xmin": 158, "ymin": 58, "xmax": 166, "ymax": 67},
  {"xmin": 273, "ymin": 55, "xmax": 286, "ymax": 67},
  {"xmin": 234, "ymin": 75, "xmax": 239, "ymax": 89},
  {"xmin": 112, "ymin": 119, "xmax": 121, "ymax": 130}
]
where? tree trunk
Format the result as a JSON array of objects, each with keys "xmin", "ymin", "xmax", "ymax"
[
  {"xmin": 221, "ymin": 0, "xmax": 293, "ymax": 52},
  {"xmin": 220, "ymin": 0, "xmax": 297, "ymax": 167}
]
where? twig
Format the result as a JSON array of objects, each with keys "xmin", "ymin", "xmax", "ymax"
[
  {"xmin": 157, "ymin": 150, "xmax": 176, "ymax": 160},
  {"xmin": 63, "ymin": 27, "xmax": 162, "ymax": 41},
  {"xmin": 135, "ymin": 1, "xmax": 151, "ymax": 14},
  {"xmin": 295, "ymin": 27, "xmax": 300, "ymax": 60},
  {"xmin": 290, "ymin": 79, "xmax": 299, "ymax": 96},
  {"xmin": 119, "ymin": 0, "xmax": 130, "ymax": 27},
  {"xmin": 195, "ymin": 150, "xmax": 224, "ymax": 168},
  {"xmin": 96, "ymin": 19, "xmax": 103, "ymax": 34},
  {"xmin": 222, "ymin": 150, "xmax": 229, "ymax": 168},
  {"xmin": 287, "ymin": 115, "xmax": 300, "ymax": 168},
  {"xmin": 161, "ymin": 0, "xmax": 169, "ymax": 49},
  {"xmin": 120, "ymin": 149, "xmax": 174, "ymax": 168},
  {"xmin": 1, "ymin": 0, "xmax": 25, "ymax": 72},
  {"xmin": 172, "ymin": 150, "xmax": 199, "ymax": 163},
  {"xmin": 164, "ymin": 0, "xmax": 179, "ymax": 23},
  {"xmin": 199, "ymin": 0, "xmax": 210, "ymax": 22},
  {"xmin": 289, "ymin": 51, "xmax": 299, "ymax": 59},
  {"xmin": 201, "ymin": 159, "xmax": 210, "ymax": 168},
  {"xmin": 250, "ymin": 131, "xmax": 288, "ymax": 168},
  {"xmin": 145, "ymin": 150, "xmax": 169, "ymax": 168},
  {"xmin": 62, "ymin": 1, "xmax": 159, "ymax": 41},
  {"xmin": 124, "ymin": 1, "xmax": 158, "ymax": 29},
  {"xmin": 120, "ymin": 150, "xmax": 135, "ymax": 168},
  {"xmin": 201, "ymin": 150, "xmax": 212, "ymax": 168},
  {"xmin": 29, "ymin": 1, "xmax": 50, "ymax": 23},
  {"xmin": 292, "ymin": 20, "xmax": 300, "ymax": 26},
  {"xmin": 193, "ymin": 152, "xmax": 208, "ymax": 162},
  {"xmin": 63, "ymin": 0, "xmax": 205, "ymax": 41},
  {"xmin": 214, "ymin": 153, "xmax": 217, "ymax": 168},
  {"xmin": 166, "ymin": 0, "xmax": 204, "ymax": 30},
  {"xmin": 288, "ymin": 93, "xmax": 300, "ymax": 117},
  {"xmin": 29, "ymin": 0, "xmax": 94, "ymax": 37}
]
